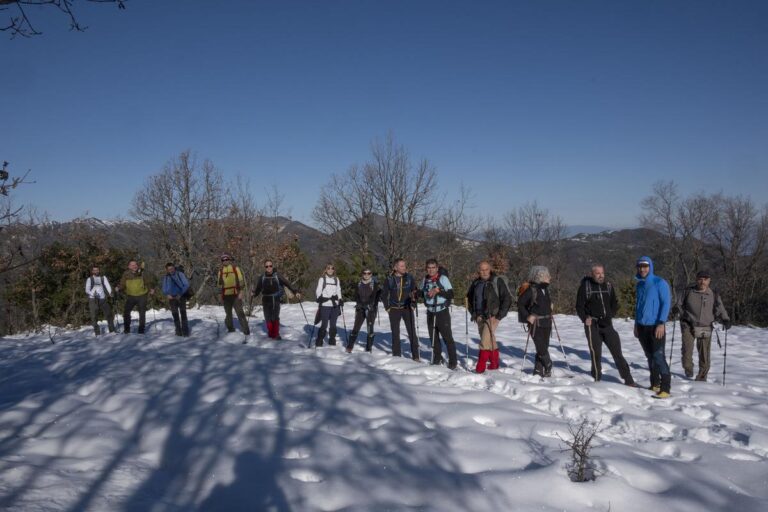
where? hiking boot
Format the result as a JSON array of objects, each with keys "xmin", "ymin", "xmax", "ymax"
[
  {"xmin": 489, "ymin": 349, "xmax": 500, "ymax": 370},
  {"xmin": 175, "ymin": 329, "xmax": 183, "ymax": 336},
  {"xmin": 655, "ymin": 391, "xmax": 671, "ymax": 399},
  {"xmin": 685, "ymin": 370, "xmax": 694, "ymax": 379},
  {"xmin": 365, "ymin": 334, "xmax": 374, "ymax": 352},
  {"xmin": 447, "ymin": 362, "xmax": 458, "ymax": 370},
  {"xmin": 93, "ymin": 326, "xmax": 101, "ymax": 336},
  {"xmin": 625, "ymin": 380, "xmax": 640, "ymax": 388},
  {"xmin": 276, "ymin": 335, "xmax": 282, "ymax": 340},
  {"xmin": 345, "ymin": 347, "xmax": 353, "ymax": 354},
  {"xmin": 649, "ymin": 385, "xmax": 661, "ymax": 393},
  {"xmin": 695, "ymin": 375, "xmax": 707, "ymax": 382}
]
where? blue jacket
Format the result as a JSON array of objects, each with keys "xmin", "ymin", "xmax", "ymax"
[
  {"xmin": 634, "ymin": 256, "xmax": 671, "ymax": 326},
  {"xmin": 163, "ymin": 271, "xmax": 190, "ymax": 297}
]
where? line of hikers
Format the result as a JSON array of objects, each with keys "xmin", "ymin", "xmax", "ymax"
[{"xmin": 86, "ymin": 254, "xmax": 731, "ymax": 398}]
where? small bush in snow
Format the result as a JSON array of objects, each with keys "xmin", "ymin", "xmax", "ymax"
[{"xmin": 558, "ymin": 419, "xmax": 601, "ymax": 482}]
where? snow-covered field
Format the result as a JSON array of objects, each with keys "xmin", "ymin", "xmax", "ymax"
[{"xmin": 1, "ymin": 304, "xmax": 766, "ymax": 512}]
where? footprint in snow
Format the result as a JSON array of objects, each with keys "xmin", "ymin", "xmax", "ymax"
[
  {"xmin": 473, "ymin": 416, "xmax": 499, "ymax": 428},
  {"xmin": 283, "ymin": 448, "xmax": 311, "ymax": 460},
  {"xmin": 289, "ymin": 469, "xmax": 323, "ymax": 483},
  {"xmin": 246, "ymin": 410, "xmax": 278, "ymax": 421}
]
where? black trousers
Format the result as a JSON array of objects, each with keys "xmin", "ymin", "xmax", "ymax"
[
  {"xmin": 123, "ymin": 294, "xmax": 148, "ymax": 334},
  {"xmin": 388, "ymin": 307, "xmax": 419, "ymax": 359},
  {"xmin": 584, "ymin": 321, "xmax": 632, "ymax": 382},
  {"xmin": 637, "ymin": 325, "xmax": 671, "ymax": 393},
  {"xmin": 532, "ymin": 323, "xmax": 552, "ymax": 376},
  {"xmin": 351, "ymin": 308, "xmax": 375, "ymax": 335},
  {"xmin": 426, "ymin": 309, "xmax": 457, "ymax": 366},
  {"xmin": 262, "ymin": 296, "xmax": 281, "ymax": 322},
  {"xmin": 169, "ymin": 298, "xmax": 189, "ymax": 336},
  {"xmin": 223, "ymin": 295, "xmax": 250, "ymax": 334},
  {"xmin": 89, "ymin": 298, "xmax": 114, "ymax": 334},
  {"xmin": 315, "ymin": 305, "xmax": 340, "ymax": 346}
]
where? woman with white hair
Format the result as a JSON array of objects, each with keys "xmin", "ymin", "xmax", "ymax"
[{"xmin": 518, "ymin": 266, "xmax": 554, "ymax": 377}]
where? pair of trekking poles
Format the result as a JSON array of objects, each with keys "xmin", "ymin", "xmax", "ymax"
[{"xmin": 667, "ymin": 318, "xmax": 730, "ymax": 386}]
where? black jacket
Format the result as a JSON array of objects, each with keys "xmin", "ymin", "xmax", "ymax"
[
  {"xmin": 354, "ymin": 279, "xmax": 382, "ymax": 310},
  {"xmin": 518, "ymin": 283, "xmax": 552, "ymax": 327},
  {"xmin": 252, "ymin": 272, "xmax": 297, "ymax": 301},
  {"xmin": 575, "ymin": 276, "xmax": 618, "ymax": 325},
  {"xmin": 466, "ymin": 274, "xmax": 512, "ymax": 321},
  {"xmin": 382, "ymin": 273, "xmax": 416, "ymax": 309}
]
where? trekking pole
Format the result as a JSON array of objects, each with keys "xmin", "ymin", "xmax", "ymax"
[
  {"xmin": 551, "ymin": 316, "xmax": 572, "ymax": 373},
  {"xmin": 298, "ymin": 300, "xmax": 311, "ymax": 325},
  {"xmin": 668, "ymin": 319, "xmax": 676, "ymax": 368},
  {"xmin": 464, "ymin": 298, "xmax": 470, "ymax": 370},
  {"xmin": 521, "ymin": 325, "xmax": 533, "ymax": 374},
  {"xmin": 430, "ymin": 310, "xmax": 438, "ymax": 364},
  {"xmin": 722, "ymin": 327, "xmax": 728, "ymax": 386},
  {"xmin": 340, "ymin": 303, "xmax": 349, "ymax": 347},
  {"xmin": 586, "ymin": 321, "xmax": 598, "ymax": 382},
  {"xmin": 713, "ymin": 324, "xmax": 722, "ymax": 349}
]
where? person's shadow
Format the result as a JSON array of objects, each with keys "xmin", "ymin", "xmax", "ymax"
[{"xmin": 199, "ymin": 449, "xmax": 290, "ymax": 512}]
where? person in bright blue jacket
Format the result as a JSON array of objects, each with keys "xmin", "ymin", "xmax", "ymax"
[
  {"xmin": 634, "ymin": 256, "xmax": 672, "ymax": 398},
  {"xmin": 163, "ymin": 263, "xmax": 190, "ymax": 336}
]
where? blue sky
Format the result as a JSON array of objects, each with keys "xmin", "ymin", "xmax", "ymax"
[{"xmin": 3, "ymin": 0, "xmax": 767, "ymax": 228}]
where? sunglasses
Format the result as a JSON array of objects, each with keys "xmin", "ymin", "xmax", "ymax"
[
  {"xmin": 221, "ymin": 258, "xmax": 231, "ymax": 262},
  {"xmin": 265, "ymin": 265, "xmax": 273, "ymax": 268},
  {"xmin": 363, "ymin": 271, "xmax": 372, "ymax": 275}
]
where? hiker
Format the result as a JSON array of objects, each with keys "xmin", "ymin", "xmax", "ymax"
[
  {"xmin": 252, "ymin": 259, "xmax": 301, "ymax": 340},
  {"xmin": 672, "ymin": 270, "xmax": 731, "ymax": 381},
  {"xmin": 116, "ymin": 260, "xmax": 156, "ymax": 334},
  {"xmin": 381, "ymin": 258, "xmax": 420, "ymax": 360},
  {"xmin": 162, "ymin": 263, "xmax": 190, "ymax": 337},
  {"xmin": 217, "ymin": 253, "xmax": 250, "ymax": 335},
  {"xmin": 466, "ymin": 260, "xmax": 512, "ymax": 373},
  {"xmin": 518, "ymin": 266, "xmax": 554, "ymax": 377},
  {"xmin": 634, "ymin": 256, "xmax": 672, "ymax": 398},
  {"xmin": 315, "ymin": 263, "xmax": 343, "ymax": 347},
  {"xmin": 85, "ymin": 265, "xmax": 115, "ymax": 335},
  {"xmin": 576, "ymin": 264, "xmax": 638, "ymax": 386},
  {"xmin": 346, "ymin": 267, "xmax": 381, "ymax": 353},
  {"xmin": 419, "ymin": 259, "xmax": 458, "ymax": 369}
]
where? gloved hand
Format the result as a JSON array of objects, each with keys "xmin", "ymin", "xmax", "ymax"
[
  {"xmin": 339, "ymin": 299, "xmax": 344, "ymax": 307},
  {"xmin": 722, "ymin": 320, "xmax": 731, "ymax": 330},
  {"xmin": 331, "ymin": 295, "xmax": 339, "ymax": 302}
]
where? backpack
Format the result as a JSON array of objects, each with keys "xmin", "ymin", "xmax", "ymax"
[
  {"xmin": 491, "ymin": 274, "xmax": 510, "ymax": 300},
  {"xmin": 262, "ymin": 272, "xmax": 285, "ymax": 299},
  {"xmin": 517, "ymin": 281, "xmax": 538, "ymax": 323},
  {"xmin": 584, "ymin": 278, "xmax": 612, "ymax": 300},
  {"xmin": 219, "ymin": 264, "xmax": 242, "ymax": 297},
  {"xmin": 176, "ymin": 265, "xmax": 194, "ymax": 299},
  {"xmin": 89, "ymin": 276, "xmax": 111, "ymax": 298}
]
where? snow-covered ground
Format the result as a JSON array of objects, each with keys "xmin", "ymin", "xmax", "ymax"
[{"xmin": 1, "ymin": 304, "xmax": 766, "ymax": 512}]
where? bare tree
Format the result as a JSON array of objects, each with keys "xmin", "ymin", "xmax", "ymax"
[
  {"xmin": 312, "ymin": 164, "xmax": 376, "ymax": 266},
  {"xmin": 1, "ymin": 161, "xmax": 34, "ymax": 228},
  {"xmin": 640, "ymin": 181, "xmax": 716, "ymax": 286},
  {"xmin": 705, "ymin": 195, "xmax": 768, "ymax": 323},
  {"xmin": 131, "ymin": 150, "xmax": 228, "ymax": 299},
  {"xmin": 313, "ymin": 133, "xmax": 439, "ymax": 269},
  {"xmin": 1, "ymin": 0, "xmax": 125, "ymax": 38}
]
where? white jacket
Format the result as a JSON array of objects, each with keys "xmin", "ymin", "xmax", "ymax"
[
  {"xmin": 316, "ymin": 274, "xmax": 342, "ymax": 307},
  {"xmin": 85, "ymin": 275, "xmax": 112, "ymax": 299}
]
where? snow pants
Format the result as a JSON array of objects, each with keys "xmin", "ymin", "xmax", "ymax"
[
  {"xmin": 680, "ymin": 322, "xmax": 713, "ymax": 380},
  {"xmin": 123, "ymin": 294, "xmax": 147, "ymax": 334},
  {"xmin": 168, "ymin": 298, "xmax": 189, "ymax": 336},
  {"xmin": 427, "ymin": 309, "xmax": 457, "ymax": 367},
  {"xmin": 89, "ymin": 297, "xmax": 114, "ymax": 335},
  {"xmin": 637, "ymin": 325, "xmax": 671, "ymax": 393},
  {"xmin": 388, "ymin": 307, "xmax": 419, "ymax": 360},
  {"xmin": 223, "ymin": 295, "xmax": 250, "ymax": 335},
  {"xmin": 584, "ymin": 321, "xmax": 633, "ymax": 383},
  {"xmin": 316, "ymin": 305, "xmax": 339, "ymax": 346}
]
